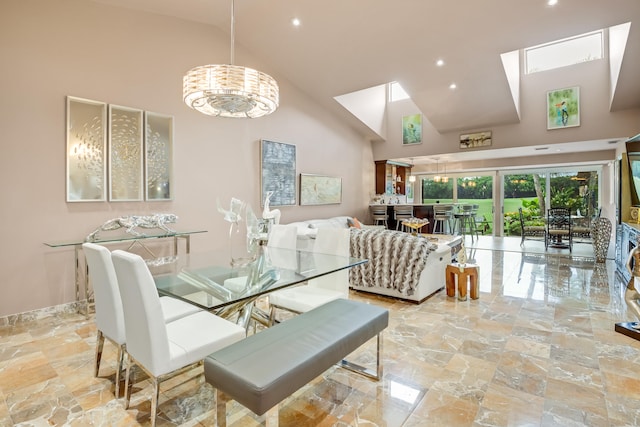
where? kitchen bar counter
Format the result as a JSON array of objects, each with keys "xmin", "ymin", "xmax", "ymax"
[{"xmin": 370, "ymin": 203, "xmax": 460, "ymax": 232}]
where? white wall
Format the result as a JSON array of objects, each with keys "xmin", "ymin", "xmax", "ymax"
[
  {"xmin": 375, "ymin": 55, "xmax": 640, "ymax": 163},
  {"xmin": 0, "ymin": 0, "xmax": 372, "ymax": 316}
]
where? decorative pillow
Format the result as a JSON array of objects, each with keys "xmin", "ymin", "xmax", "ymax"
[{"xmin": 347, "ymin": 217, "xmax": 362, "ymax": 229}]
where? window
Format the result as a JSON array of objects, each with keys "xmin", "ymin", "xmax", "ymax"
[
  {"xmin": 525, "ymin": 30, "xmax": 603, "ymax": 74},
  {"xmin": 389, "ymin": 82, "xmax": 410, "ymax": 102}
]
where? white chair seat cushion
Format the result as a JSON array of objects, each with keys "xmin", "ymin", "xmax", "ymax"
[
  {"xmin": 160, "ymin": 296, "xmax": 201, "ymax": 322},
  {"xmin": 164, "ymin": 311, "xmax": 246, "ymax": 375},
  {"xmin": 269, "ymin": 287, "xmax": 346, "ymax": 313},
  {"xmin": 223, "ymin": 276, "xmax": 248, "ymax": 292}
]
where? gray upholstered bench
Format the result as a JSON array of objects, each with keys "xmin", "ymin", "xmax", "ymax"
[{"xmin": 203, "ymin": 298, "xmax": 389, "ymax": 426}]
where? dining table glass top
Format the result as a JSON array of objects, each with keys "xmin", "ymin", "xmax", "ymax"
[{"xmin": 151, "ymin": 247, "xmax": 367, "ymax": 311}]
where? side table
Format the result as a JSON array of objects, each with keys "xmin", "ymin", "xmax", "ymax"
[
  {"xmin": 45, "ymin": 229, "xmax": 207, "ymax": 315},
  {"xmin": 446, "ymin": 263, "xmax": 479, "ymax": 301}
]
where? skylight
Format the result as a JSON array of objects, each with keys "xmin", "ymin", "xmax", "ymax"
[
  {"xmin": 525, "ymin": 30, "xmax": 603, "ymax": 74},
  {"xmin": 389, "ymin": 82, "xmax": 410, "ymax": 102}
]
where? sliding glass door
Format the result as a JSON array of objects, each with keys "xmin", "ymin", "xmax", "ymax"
[
  {"xmin": 500, "ymin": 168, "xmax": 600, "ymax": 237},
  {"xmin": 457, "ymin": 175, "xmax": 494, "ymax": 235}
]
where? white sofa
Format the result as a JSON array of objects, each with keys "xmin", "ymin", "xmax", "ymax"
[{"xmin": 283, "ymin": 216, "xmax": 452, "ymax": 303}]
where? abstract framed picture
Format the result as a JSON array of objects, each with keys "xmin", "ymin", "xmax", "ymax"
[
  {"xmin": 66, "ymin": 96, "xmax": 107, "ymax": 202},
  {"xmin": 261, "ymin": 139, "xmax": 296, "ymax": 206},
  {"xmin": 300, "ymin": 174, "xmax": 342, "ymax": 205},
  {"xmin": 460, "ymin": 130, "xmax": 492, "ymax": 149},
  {"xmin": 547, "ymin": 86, "xmax": 580, "ymax": 130},
  {"xmin": 402, "ymin": 114, "xmax": 422, "ymax": 145},
  {"xmin": 145, "ymin": 112, "xmax": 173, "ymax": 201},
  {"xmin": 108, "ymin": 104, "xmax": 143, "ymax": 201}
]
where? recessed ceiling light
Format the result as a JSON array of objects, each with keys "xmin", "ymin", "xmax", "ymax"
[
  {"xmin": 449, "ymin": 83, "xmax": 457, "ymax": 90},
  {"xmin": 436, "ymin": 59, "xmax": 444, "ymax": 67},
  {"xmin": 548, "ymin": 0, "xmax": 558, "ymax": 5},
  {"xmin": 292, "ymin": 18, "xmax": 301, "ymax": 26}
]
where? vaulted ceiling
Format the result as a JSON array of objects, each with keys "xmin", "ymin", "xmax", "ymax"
[{"xmin": 92, "ymin": 0, "xmax": 640, "ymax": 139}]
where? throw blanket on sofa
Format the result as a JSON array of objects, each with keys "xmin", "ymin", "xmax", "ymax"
[{"xmin": 349, "ymin": 228, "xmax": 436, "ymax": 296}]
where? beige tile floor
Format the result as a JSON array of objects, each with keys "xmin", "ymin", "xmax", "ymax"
[{"xmin": 1, "ymin": 237, "xmax": 640, "ymax": 426}]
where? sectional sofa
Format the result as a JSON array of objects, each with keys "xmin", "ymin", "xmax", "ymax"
[{"xmin": 284, "ymin": 216, "xmax": 452, "ymax": 302}]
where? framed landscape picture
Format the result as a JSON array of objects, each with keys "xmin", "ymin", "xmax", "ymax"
[
  {"xmin": 460, "ymin": 131, "xmax": 492, "ymax": 149},
  {"xmin": 261, "ymin": 139, "xmax": 296, "ymax": 206},
  {"xmin": 547, "ymin": 86, "xmax": 580, "ymax": 130},
  {"xmin": 402, "ymin": 114, "xmax": 422, "ymax": 145},
  {"xmin": 300, "ymin": 174, "xmax": 342, "ymax": 205}
]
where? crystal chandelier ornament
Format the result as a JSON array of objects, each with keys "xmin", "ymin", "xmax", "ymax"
[{"xmin": 183, "ymin": 0, "xmax": 279, "ymax": 118}]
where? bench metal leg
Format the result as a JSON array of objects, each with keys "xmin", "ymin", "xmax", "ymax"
[
  {"xmin": 339, "ymin": 332, "xmax": 383, "ymax": 381},
  {"xmin": 215, "ymin": 389, "xmax": 279, "ymax": 427}
]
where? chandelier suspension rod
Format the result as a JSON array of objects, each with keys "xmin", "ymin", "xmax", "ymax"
[{"xmin": 230, "ymin": 0, "xmax": 235, "ymax": 65}]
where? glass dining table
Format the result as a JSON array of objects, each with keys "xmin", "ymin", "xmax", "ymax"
[{"xmin": 151, "ymin": 246, "xmax": 367, "ymax": 329}]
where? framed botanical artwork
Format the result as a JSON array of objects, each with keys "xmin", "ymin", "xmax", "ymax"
[
  {"xmin": 261, "ymin": 139, "xmax": 296, "ymax": 206},
  {"xmin": 547, "ymin": 86, "xmax": 580, "ymax": 130},
  {"xmin": 300, "ymin": 174, "xmax": 342, "ymax": 205},
  {"xmin": 145, "ymin": 112, "xmax": 173, "ymax": 201},
  {"xmin": 66, "ymin": 96, "xmax": 107, "ymax": 202},
  {"xmin": 460, "ymin": 131, "xmax": 492, "ymax": 149},
  {"xmin": 402, "ymin": 114, "xmax": 422, "ymax": 145},
  {"xmin": 109, "ymin": 105, "xmax": 143, "ymax": 201}
]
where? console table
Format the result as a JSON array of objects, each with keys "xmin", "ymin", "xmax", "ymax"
[{"xmin": 44, "ymin": 229, "xmax": 207, "ymax": 315}]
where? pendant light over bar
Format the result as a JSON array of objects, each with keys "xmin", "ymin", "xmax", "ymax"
[{"xmin": 183, "ymin": 0, "xmax": 279, "ymax": 118}]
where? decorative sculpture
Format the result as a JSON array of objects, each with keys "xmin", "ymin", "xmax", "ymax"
[
  {"xmin": 624, "ymin": 243, "xmax": 640, "ymax": 330},
  {"xmin": 262, "ymin": 191, "xmax": 281, "ymax": 226},
  {"xmin": 218, "ymin": 198, "xmax": 259, "ymax": 266},
  {"xmin": 85, "ymin": 213, "xmax": 177, "ymax": 242},
  {"xmin": 457, "ymin": 242, "xmax": 468, "ymax": 270}
]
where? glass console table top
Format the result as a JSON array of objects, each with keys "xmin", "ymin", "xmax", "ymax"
[
  {"xmin": 152, "ymin": 247, "xmax": 367, "ymax": 311},
  {"xmin": 44, "ymin": 229, "xmax": 208, "ymax": 247}
]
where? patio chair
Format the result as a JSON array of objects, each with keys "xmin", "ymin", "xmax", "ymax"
[
  {"xmin": 519, "ymin": 207, "xmax": 545, "ymax": 245},
  {"xmin": 545, "ymin": 208, "xmax": 572, "ymax": 252}
]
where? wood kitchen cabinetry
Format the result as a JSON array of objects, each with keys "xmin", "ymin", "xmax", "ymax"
[{"xmin": 375, "ymin": 161, "xmax": 409, "ymax": 195}]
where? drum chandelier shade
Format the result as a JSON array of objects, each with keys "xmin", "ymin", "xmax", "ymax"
[{"xmin": 182, "ymin": 0, "xmax": 279, "ymax": 118}]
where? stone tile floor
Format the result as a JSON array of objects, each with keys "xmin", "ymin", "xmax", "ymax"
[{"xmin": 1, "ymin": 241, "xmax": 640, "ymax": 426}]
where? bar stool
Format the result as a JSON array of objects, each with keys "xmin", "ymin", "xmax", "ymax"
[
  {"xmin": 433, "ymin": 205, "xmax": 454, "ymax": 234},
  {"xmin": 454, "ymin": 204, "xmax": 478, "ymax": 241},
  {"xmin": 369, "ymin": 205, "xmax": 389, "ymax": 228},
  {"xmin": 393, "ymin": 205, "xmax": 414, "ymax": 231}
]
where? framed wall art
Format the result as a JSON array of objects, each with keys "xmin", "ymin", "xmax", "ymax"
[
  {"xmin": 460, "ymin": 130, "xmax": 492, "ymax": 149},
  {"xmin": 109, "ymin": 105, "xmax": 143, "ymax": 201},
  {"xmin": 145, "ymin": 112, "xmax": 173, "ymax": 200},
  {"xmin": 402, "ymin": 114, "xmax": 422, "ymax": 145},
  {"xmin": 547, "ymin": 86, "xmax": 580, "ymax": 130},
  {"xmin": 261, "ymin": 139, "xmax": 296, "ymax": 206},
  {"xmin": 66, "ymin": 96, "xmax": 107, "ymax": 202},
  {"xmin": 300, "ymin": 174, "xmax": 342, "ymax": 205}
]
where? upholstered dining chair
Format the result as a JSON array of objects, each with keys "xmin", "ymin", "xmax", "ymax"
[
  {"xmin": 268, "ymin": 227, "xmax": 350, "ymax": 325},
  {"xmin": 82, "ymin": 242, "xmax": 201, "ymax": 398},
  {"xmin": 111, "ymin": 250, "xmax": 246, "ymax": 427},
  {"xmin": 267, "ymin": 224, "xmax": 298, "ymax": 249}
]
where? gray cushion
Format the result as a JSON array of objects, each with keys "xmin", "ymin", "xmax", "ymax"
[{"xmin": 204, "ymin": 299, "xmax": 388, "ymax": 415}]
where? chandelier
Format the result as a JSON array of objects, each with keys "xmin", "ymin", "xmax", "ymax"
[{"xmin": 183, "ymin": 0, "xmax": 279, "ymax": 118}]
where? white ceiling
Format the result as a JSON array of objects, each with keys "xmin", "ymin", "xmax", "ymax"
[{"xmin": 92, "ymin": 0, "xmax": 640, "ymax": 162}]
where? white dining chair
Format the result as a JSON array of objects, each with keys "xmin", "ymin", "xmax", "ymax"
[
  {"xmin": 267, "ymin": 224, "xmax": 298, "ymax": 249},
  {"xmin": 266, "ymin": 224, "xmax": 298, "ymax": 269},
  {"xmin": 82, "ymin": 243, "xmax": 201, "ymax": 398},
  {"xmin": 268, "ymin": 228, "xmax": 350, "ymax": 325},
  {"xmin": 111, "ymin": 250, "xmax": 246, "ymax": 427}
]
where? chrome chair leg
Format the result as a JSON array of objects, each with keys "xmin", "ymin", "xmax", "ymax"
[{"xmin": 94, "ymin": 330, "xmax": 104, "ymax": 378}]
